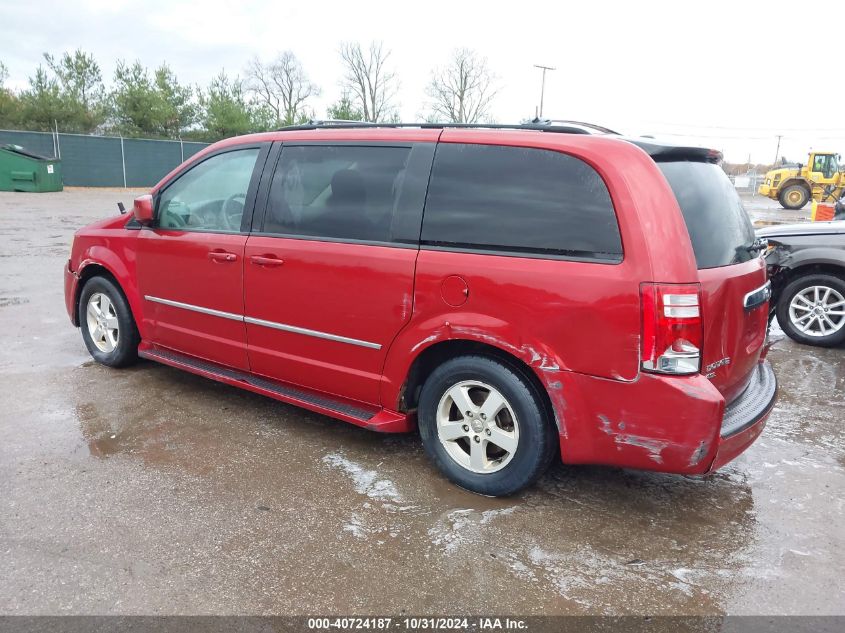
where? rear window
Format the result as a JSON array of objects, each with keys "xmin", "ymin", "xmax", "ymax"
[
  {"xmin": 421, "ymin": 143, "xmax": 623, "ymax": 261},
  {"xmin": 658, "ymin": 161, "xmax": 756, "ymax": 269}
]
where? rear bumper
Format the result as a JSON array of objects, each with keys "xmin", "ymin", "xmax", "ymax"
[
  {"xmin": 64, "ymin": 260, "xmax": 79, "ymax": 326},
  {"xmin": 707, "ymin": 360, "xmax": 777, "ymax": 472},
  {"xmin": 557, "ymin": 360, "xmax": 776, "ymax": 474}
]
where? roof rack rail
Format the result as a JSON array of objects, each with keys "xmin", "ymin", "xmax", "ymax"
[
  {"xmin": 526, "ymin": 118, "xmax": 620, "ymax": 135},
  {"xmin": 276, "ymin": 119, "xmax": 619, "ymax": 135}
]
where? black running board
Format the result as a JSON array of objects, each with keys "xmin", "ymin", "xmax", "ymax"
[{"xmin": 138, "ymin": 345, "xmax": 384, "ymax": 423}]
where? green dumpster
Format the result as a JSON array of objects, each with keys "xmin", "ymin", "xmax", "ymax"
[{"xmin": 0, "ymin": 144, "xmax": 63, "ymax": 192}]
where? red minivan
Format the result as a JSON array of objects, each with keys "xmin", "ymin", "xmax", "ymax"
[{"xmin": 64, "ymin": 122, "xmax": 776, "ymax": 496}]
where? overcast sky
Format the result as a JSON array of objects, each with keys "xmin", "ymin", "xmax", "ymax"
[{"xmin": 2, "ymin": 0, "xmax": 844, "ymax": 163}]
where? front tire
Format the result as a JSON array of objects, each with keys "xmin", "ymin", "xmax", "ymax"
[
  {"xmin": 776, "ymin": 273, "xmax": 845, "ymax": 347},
  {"xmin": 778, "ymin": 184, "xmax": 810, "ymax": 210},
  {"xmin": 417, "ymin": 356, "xmax": 557, "ymax": 496},
  {"xmin": 78, "ymin": 276, "xmax": 140, "ymax": 367}
]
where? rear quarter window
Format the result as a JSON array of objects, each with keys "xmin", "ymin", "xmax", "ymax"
[
  {"xmin": 421, "ymin": 143, "xmax": 623, "ymax": 261},
  {"xmin": 658, "ymin": 161, "xmax": 756, "ymax": 269}
]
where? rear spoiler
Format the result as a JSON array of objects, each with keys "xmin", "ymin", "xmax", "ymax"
[{"xmin": 624, "ymin": 138, "xmax": 722, "ymax": 163}]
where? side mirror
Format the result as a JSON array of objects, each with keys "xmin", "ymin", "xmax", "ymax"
[{"xmin": 132, "ymin": 194, "xmax": 154, "ymax": 225}]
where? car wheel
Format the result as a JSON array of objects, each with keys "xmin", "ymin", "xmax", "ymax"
[
  {"xmin": 776, "ymin": 273, "xmax": 845, "ymax": 347},
  {"xmin": 417, "ymin": 355, "xmax": 557, "ymax": 496},
  {"xmin": 778, "ymin": 184, "xmax": 810, "ymax": 210},
  {"xmin": 78, "ymin": 276, "xmax": 140, "ymax": 367}
]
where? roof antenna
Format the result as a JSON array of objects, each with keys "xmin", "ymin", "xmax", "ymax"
[{"xmin": 117, "ymin": 202, "xmax": 126, "ymax": 215}]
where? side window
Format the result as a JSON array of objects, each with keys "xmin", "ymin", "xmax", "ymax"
[
  {"xmin": 157, "ymin": 148, "xmax": 260, "ymax": 232},
  {"xmin": 812, "ymin": 154, "xmax": 832, "ymax": 177},
  {"xmin": 262, "ymin": 145, "xmax": 411, "ymax": 242},
  {"xmin": 421, "ymin": 143, "xmax": 623, "ymax": 261}
]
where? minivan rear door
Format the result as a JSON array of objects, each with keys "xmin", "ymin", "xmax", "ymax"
[{"xmin": 658, "ymin": 160, "xmax": 769, "ymax": 403}]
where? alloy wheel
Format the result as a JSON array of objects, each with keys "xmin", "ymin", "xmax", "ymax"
[
  {"xmin": 788, "ymin": 285, "xmax": 845, "ymax": 337},
  {"xmin": 436, "ymin": 380, "xmax": 520, "ymax": 474},
  {"xmin": 86, "ymin": 292, "xmax": 120, "ymax": 353}
]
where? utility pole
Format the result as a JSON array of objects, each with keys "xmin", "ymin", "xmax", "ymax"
[
  {"xmin": 773, "ymin": 134, "xmax": 783, "ymax": 166},
  {"xmin": 533, "ymin": 64, "xmax": 555, "ymax": 118}
]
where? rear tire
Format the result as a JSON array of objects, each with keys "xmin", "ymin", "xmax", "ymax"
[
  {"xmin": 776, "ymin": 273, "xmax": 845, "ymax": 347},
  {"xmin": 417, "ymin": 355, "xmax": 557, "ymax": 496},
  {"xmin": 78, "ymin": 276, "xmax": 140, "ymax": 367},
  {"xmin": 778, "ymin": 184, "xmax": 810, "ymax": 210}
]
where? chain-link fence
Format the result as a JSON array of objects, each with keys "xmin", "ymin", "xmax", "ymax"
[
  {"xmin": 0, "ymin": 129, "xmax": 209, "ymax": 187},
  {"xmin": 729, "ymin": 172, "xmax": 764, "ymax": 195}
]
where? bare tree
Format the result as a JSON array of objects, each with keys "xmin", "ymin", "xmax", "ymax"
[
  {"xmin": 338, "ymin": 41, "xmax": 398, "ymax": 122},
  {"xmin": 426, "ymin": 48, "xmax": 497, "ymax": 124},
  {"xmin": 246, "ymin": 51, "xmax": 319, "ymax": 126}
]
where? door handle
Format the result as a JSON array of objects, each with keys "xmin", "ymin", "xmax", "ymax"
[
  {"xmin": 208, "ymin": 251, "xmax": 238, "ymax": 262},
  {"xmin": 250, "ymin": 255, "xmax": 284, "ymax": 267}
]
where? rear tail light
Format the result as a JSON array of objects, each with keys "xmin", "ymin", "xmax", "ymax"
[{"xmin": 641, "ymin": 283, "xmax": 703, "ymax": 375}]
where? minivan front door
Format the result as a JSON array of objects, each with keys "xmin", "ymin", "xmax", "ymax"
[
  {"xmin": 136, "ymin": 145, "xmax": 266, "ymax": 370},
  {"xmin": 243, "ymin": 141, "xmax": 435, "ymax": 405}
]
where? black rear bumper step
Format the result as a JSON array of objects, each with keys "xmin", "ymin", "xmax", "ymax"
[
  {"xmin": 721, "ymin": 361, "xmax": 777, "ymax": 438},
  {"xmin": 140, "ymin": 347, "xmax": 376, "ymax": 422}
]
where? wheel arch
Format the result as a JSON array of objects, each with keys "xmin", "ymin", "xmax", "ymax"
[
  {"xmin": 74, "ymin": 251, "xmax": 146, "ymax": 336},
  {"xmin": 772, "ymin": 260, "xmax": 845, "ymax": 310},
  {"xmin": 778, "ymin": 260, "xmax": 845, "ymax": 287},
  {"xmin": 393, "ymin": 338, "xmax": 567, "ymax": 437},
  {"xmin": 777, "ymin": 178, "xmax": 812, "ymax": 207},
  {"xmin": 75, "ymin": 262, "xmax": 120, "ymax": 323},
  {"xmin": 774, "ymin": 264, "xmax": 845, "ymax": 345},
  {"xmin": 778, "ymin": 177, "xmax": 811, "ymax": 193}
]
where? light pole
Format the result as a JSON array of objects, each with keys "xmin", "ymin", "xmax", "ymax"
[
  {"xmin": 533, "ymin": 64, "xmax": 555, "ymax": 118},
  {"xmin": 773, "ymin": 134, "xmax": 783, "ymax": 166}
]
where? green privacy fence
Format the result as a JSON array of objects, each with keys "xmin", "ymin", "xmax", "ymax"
[{"xmin": 0, "ymin": 129, "xmax": 209, "ymax": 188}]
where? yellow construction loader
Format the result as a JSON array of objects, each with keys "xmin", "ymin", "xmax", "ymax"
[{"xmin": 758, "ymin": 151, "xmax": 844, "ymax": 210}]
